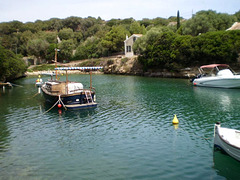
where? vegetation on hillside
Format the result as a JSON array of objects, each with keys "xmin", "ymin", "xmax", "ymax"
[
  {"xmin": 0, "ymin": 45, "xmax": 27, "ymax": 81},
  {"xmin": 0, "ymin": 9, "xmax": 240, "ymax": 79},
  {"xmin": 134, "ymin": 29, "xmax": 240, "ymax": 70}
]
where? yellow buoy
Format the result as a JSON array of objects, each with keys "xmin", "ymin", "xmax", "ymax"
[{"xmin": 172, "ymin": 114, "xmax": 179, "ymax": 124}]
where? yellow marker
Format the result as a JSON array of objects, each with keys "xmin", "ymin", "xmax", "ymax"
[{"xmin": 172, "ymin": 114, "xmax": 179, "ymax": 124}]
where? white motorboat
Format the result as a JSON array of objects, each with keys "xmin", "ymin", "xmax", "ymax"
[
  {"xmin": 192, "ymin": 64, "xmax": 240, "ymax": 88},
  {"xmin": 214, "ymin": 122, "xmax": 240, "ymax": 162}
]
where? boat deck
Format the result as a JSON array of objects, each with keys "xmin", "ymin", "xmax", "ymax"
[{"xmin": 219, "ymin": 127, "xmax": 240, "ymax": 148}]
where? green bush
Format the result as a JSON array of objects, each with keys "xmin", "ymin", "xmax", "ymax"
[
  {"xmin": 31, "ymin": 64, "xmax": 56, "ymax": 71},
  {"xmin": 76, "ymin": 59, "xmax": 103, "ymax": 67},
  {"xmin": 0, "ymin": 45, "xmax": 27, "ymax": 81},
  {"xmin": 135, "ymin": 30, "xmax": 240, "ymax": 70},
  {"xmin": 121, "ymin": 57, "xmax": 128, "ymax": 65}
]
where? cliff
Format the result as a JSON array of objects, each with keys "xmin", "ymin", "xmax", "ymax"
[
  {"xmin": 102, "ymin": 56, "xmax": 197, "ymax": 79},
  {"xmin": 26, "ymin": 56, "xmax": 198, "ymax": 79}
]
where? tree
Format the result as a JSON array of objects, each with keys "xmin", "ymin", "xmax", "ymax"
[
  {"xmin": 193, "ymin": 31, "xmax": 240, "ymax": 64},
  {"xmin": 100, "ymin": 25, "xmax": 129, "ymax": 54},
  {"xmin": 48, "ymin": 18, "xmax": 63, "ymax": 31},
  {"xmin": 171, "ymin": 35, "xmax": 193, "ymax": 66},
  {"xmin": 18, "ymin": 30, "xmax": 35, "ymax": 55},
  {"xmin": 129, "ymin": 21, "xmax": 146, "ymax": 34},
  {"xmin": 234, "ymin": 10, "xmax": 240, "ymax": 21},
  {"xmin": 27, "ymin": 39, "xmax": 49, "ymax": 63},
  {"xmin": 58, "ymin": 28, "xmax": 74, "ymax": 40},
  {"xmin": 46, "ymin": 43, "xmax": 58, "ymax": 62},
  {"xmin": 41, "ymin": 31, "xmax": 58, "ymax": 44},
  {"xmin": 0, "ymin": 45, "xmax": 27, "ymax": 82},
  {"xmin": 135, "ymin": 28, "xmax": 176, "ymax": 69},
  {"xmin": 182, "ymin": 10, "xmax": 237, "ymax": 36},
  {"xmin": 58, "ymin": 39, "xmax": 75, "ymax": 61},
  {"xmin": 136, "ymin": 28, "xmax": 240, "ymax": 70},
  {"xmin": 62, "ymin": 16, "xmax": 82, "ymax": 31},
  {"xmin": 177, "ymin": 10, "xmax": 180, "ymax": 30},
  {"xmin": 74, "ymin": 36, "xmax": 100, "ymax": 60}
]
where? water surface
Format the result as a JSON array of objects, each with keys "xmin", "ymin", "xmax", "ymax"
[{"xmin": 0, "ymin": 74, "xmax": 240, "ymax": 179}]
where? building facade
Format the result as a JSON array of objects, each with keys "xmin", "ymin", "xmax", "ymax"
[{"xmin": 124, "ymin": 34, "xmax": 142, "ymax": 57}]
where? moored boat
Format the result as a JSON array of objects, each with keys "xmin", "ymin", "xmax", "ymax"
[
  {"xmin": 41, "ymin": 71, "xmax": 56, "ymax": 76},
  {"xmin": 192, "ymin": 64, "xmax": 240, "ymax": 88},
  {"xmin": 41, "ymin": 66, "xmax": 102, "ymax": 110},
  {"xmin": 214, "ymin": 122, "xmax": 240, "ymax": 162}
]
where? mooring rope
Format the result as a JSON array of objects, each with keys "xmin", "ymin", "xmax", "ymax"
[
  {"xmin": 9, "ymin": 82, "xmax": 23, "ymax": 87},
  {"xmin": 42, "ymin": 100, "xmax": 60, "ymax": 115},
  {"xmin": 28, "ymin": 92, "xmax": 40, "ymax": 99},
  {"xmin": 58, "ymin": 95, "xmax": 67, "ymax": 110},
  {"xmin": 42, "ymin": 95, "xmax": 67, "ymax": 114}
]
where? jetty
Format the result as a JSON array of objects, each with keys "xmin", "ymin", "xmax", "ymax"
[{"xmin": 0, "ymin": 82, "xmax": 12, "ymax": 88}]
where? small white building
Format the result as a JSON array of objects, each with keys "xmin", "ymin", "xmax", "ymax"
[
  {"xmin": 124, "ymin": 34, "xmax": 142, "ymax": 57},
  {"xmin": 226, "ymin": 22, "xmax": 240, "ymax": 31}
]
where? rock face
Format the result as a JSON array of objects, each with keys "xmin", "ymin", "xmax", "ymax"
[
  {"xmin": 103, "ymin": 56, "xmax": 197, "ymax": 79},
  {"xmin": 103, "ymin": 56, "xmax": 144, "ymax": 76},
  {"xmin": 26, "ymin": 55, "xmax": 198, "ymax": 79}
]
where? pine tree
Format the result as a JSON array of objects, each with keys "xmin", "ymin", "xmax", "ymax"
[{"xmin": 177, "ymin": 10, "xmax": 180, "ymax": 30}]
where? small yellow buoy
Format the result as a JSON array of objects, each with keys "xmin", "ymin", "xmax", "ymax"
[{"xmin": 172, "ymin": 114, "xmax": 179, "ymax": 124}]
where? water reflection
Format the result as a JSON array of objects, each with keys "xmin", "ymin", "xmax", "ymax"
[
  {"xmin": 0, "ymin": 89, "xmax": 12, "ymax": 153},
  {"xmin": 193, "ymin": 87, "xmax": 240, "ymax": 112},
  {"xmin": 213, "ymin": 150, "xmax": 240, "ymax": 179},
  {"xmin": 41, "ymin": 102, "xmax": 97, "ymax": 120}
]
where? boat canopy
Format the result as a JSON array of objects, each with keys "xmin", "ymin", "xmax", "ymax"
[
  {"xmin": 200, "ymin": 64, "xmax": 229, "ymax": 69},
  {"xmin": 55, "ymin": 67, "xmax": 103, "ymax": 70}
]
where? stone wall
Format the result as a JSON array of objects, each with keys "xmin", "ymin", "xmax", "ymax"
[{"xmin": 103, "ymin": 56, "xmax": 197, "ymax": 78}]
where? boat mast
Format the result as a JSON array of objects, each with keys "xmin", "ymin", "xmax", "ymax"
[
  {"xmin": 55, "ymin": 48, "xmax": 58, "ymax": 80},
  {"xmin": 90, "ymin": 70, "xmax": 92, "ymax": 91},
  {"xmin": 66, "ymin": 70, "xmax": 68, "ymax": 94}
]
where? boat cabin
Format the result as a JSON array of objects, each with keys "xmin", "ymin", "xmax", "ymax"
[{"xmin": 45, "ymin": 81, "xmax": 83, "ymax": 95}]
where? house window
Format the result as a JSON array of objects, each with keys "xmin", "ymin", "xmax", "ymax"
[
  {"xmin": 127, "ymin": 46, "xmax": 131, "ymax": 52},
  {"xmin": 133, "ymin": 37, "xmax": 136, "ymax": 42}
]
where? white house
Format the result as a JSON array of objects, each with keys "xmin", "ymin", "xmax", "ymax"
[
  {"xmin": 124, "ymin": 34, "xmax": 142, "ymax": 57},
  {"xmin": 226, "ymin": 22, "xmax": 240, "ymax": 31}
]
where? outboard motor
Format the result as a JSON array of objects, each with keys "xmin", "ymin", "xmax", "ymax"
[{"xmin": 190, "ymin": 74, "xmax": 202, "ymax": 82}]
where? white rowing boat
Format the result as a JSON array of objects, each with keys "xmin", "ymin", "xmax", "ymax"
[{"xmin": 214, "ymin": 122, "xmax": 240, "ymax": 161}]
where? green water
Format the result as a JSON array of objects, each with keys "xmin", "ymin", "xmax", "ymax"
[{"xmin": 0, "ymin": 74, "xmax": 240, "ymax": 179}]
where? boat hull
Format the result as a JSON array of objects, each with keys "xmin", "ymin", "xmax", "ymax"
[
  {"xmin": 65, "ymin": 102, "xmax": 97, "ymax": 109},
  {"xmin": 193, "ymin": 77, "xmax": 240, "ymax": 88},
  {"xmin": 214, "ymin": 124, "xmax": 240, "ymax": 162},
  {"xmin": 41, "ymin": 86, "xmax": 97, "ymax": 109}
]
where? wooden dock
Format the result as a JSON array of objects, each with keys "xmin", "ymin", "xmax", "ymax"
[{"xmin": 0, "ymin": 82, "xmax": 12, "ymax": 87}]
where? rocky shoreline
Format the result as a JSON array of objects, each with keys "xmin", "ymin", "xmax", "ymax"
[{"xmin": 26, "ymin": 56, "xmax": 198, "ymax": 79}]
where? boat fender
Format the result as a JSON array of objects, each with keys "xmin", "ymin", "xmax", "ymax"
[{"xmin": 58, "ymin": 103, "xmax": 62, "ymax": 108}]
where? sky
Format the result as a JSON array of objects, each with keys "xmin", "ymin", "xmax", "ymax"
[{"xmin": 0, "ymin": 0, "xmax": 239, "ymax": 23}]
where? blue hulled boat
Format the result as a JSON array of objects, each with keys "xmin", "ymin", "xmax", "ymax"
[{"xmin": 41, "ymin": 66, "xmax": 102, "ymax": 110}]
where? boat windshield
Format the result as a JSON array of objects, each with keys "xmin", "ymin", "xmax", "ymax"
[{"xmin": 199, "ymin": 64, "xmax": 235, "ymax": 76}]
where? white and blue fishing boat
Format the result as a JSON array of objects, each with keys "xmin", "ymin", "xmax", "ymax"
[{"xmin": 41, "ymin": 66, "xmax": 103, "ymax": 110}]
